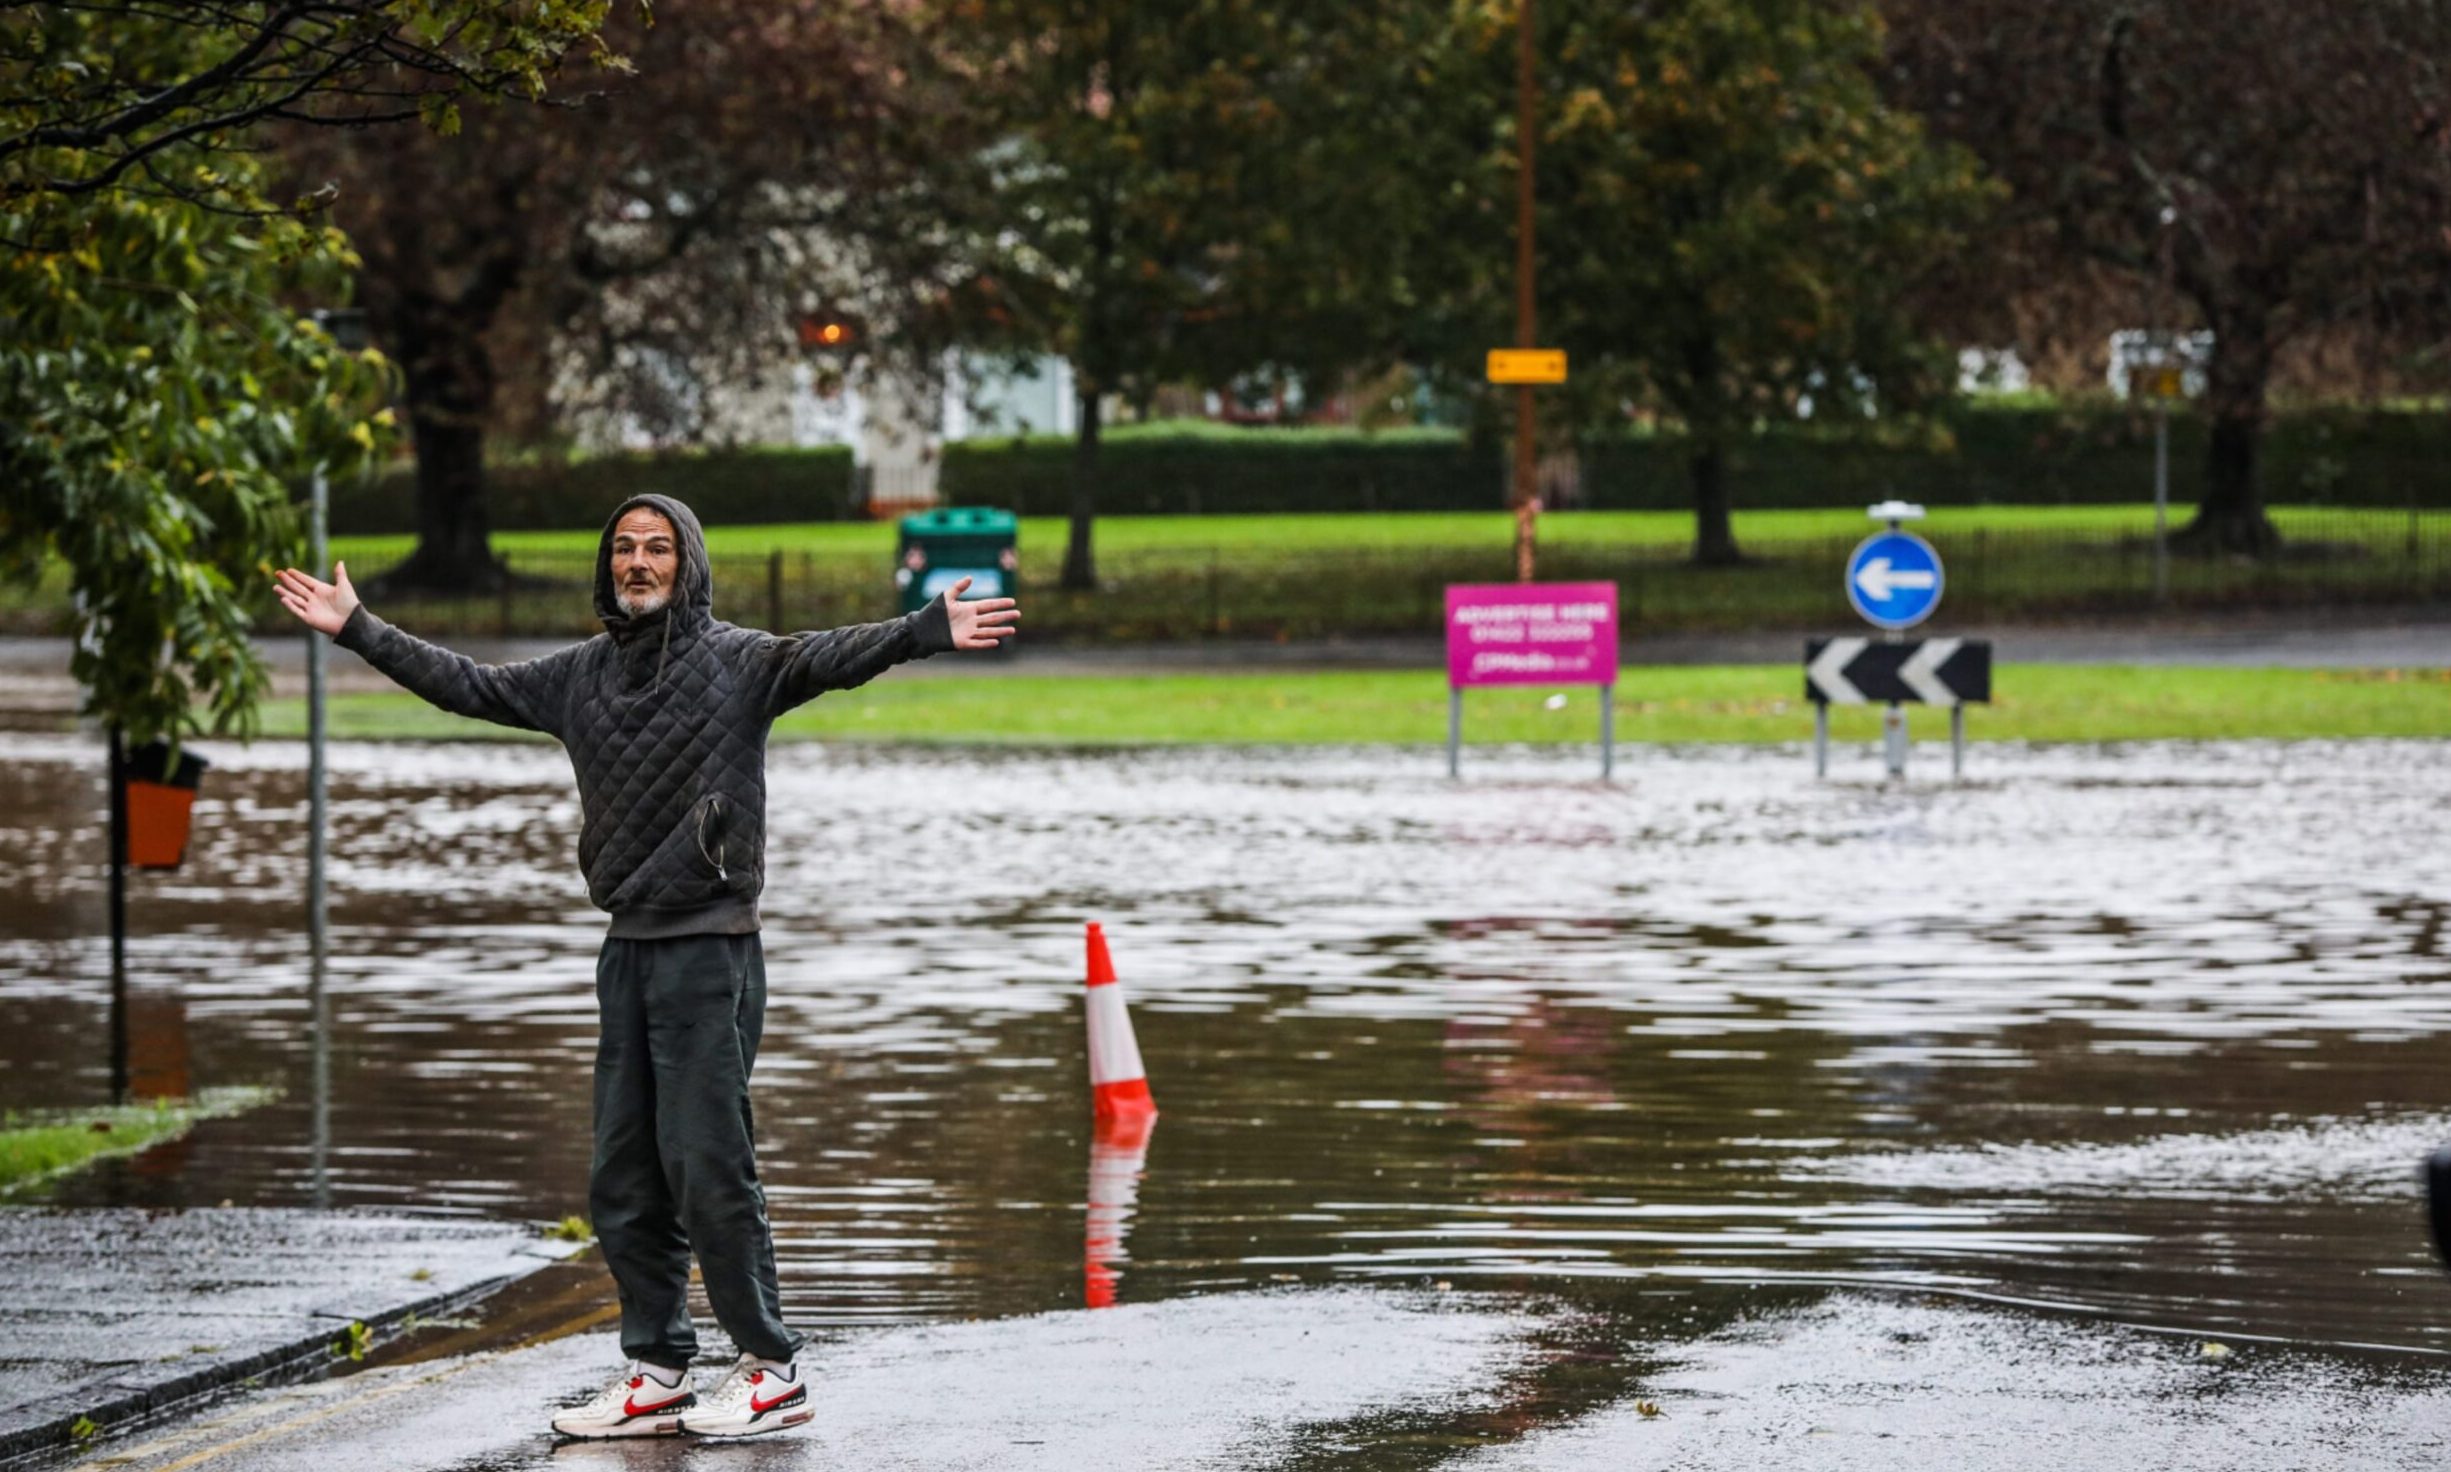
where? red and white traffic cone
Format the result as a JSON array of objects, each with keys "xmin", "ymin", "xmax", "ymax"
[
  {"xmin": 1084, "ymin": 921, "xmax": 1157, "ymax": 1126},
  {"xmin": 1082, "ymin": 921, "xmax": 1158, "ymax": 1309}
]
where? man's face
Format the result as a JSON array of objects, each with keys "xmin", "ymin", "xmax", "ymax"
[{"xmin": 611, "ymin": 507, "xmax": 679, "ymax": 616}]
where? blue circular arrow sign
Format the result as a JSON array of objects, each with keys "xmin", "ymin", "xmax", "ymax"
[{"xmin": 1845, "ymin": 531, "xmax": 1944, "ymax": 629}]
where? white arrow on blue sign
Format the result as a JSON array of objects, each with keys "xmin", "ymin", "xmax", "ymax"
[{"xmin": 1845, "ymin": 530, "xmax": 1944, "ymax": 630}]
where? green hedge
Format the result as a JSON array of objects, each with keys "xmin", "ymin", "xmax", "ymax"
[
  {"xmin": 943, "ymin": 407, "xmax": 2451, "ymax": 514},
  {"xmin": 328, "ymin": 407, "xmax": 2446, "ymax": 531},
  {"xmin": 942, "ymin": 422, "xmax": 1502, "ymax": 514},
  {"xmin": 328, "ymin": 446, "xmax": 859, "ymax": 535},
  {"xmin": 1588, "ymin": 405, "xmax": 2451, "ymax": 510}
]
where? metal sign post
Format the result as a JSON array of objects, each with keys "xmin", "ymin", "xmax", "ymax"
[
  {"xmin": 1600, "ymin": 684, "xmax": 1614, "ymax": 780},
  {"xmin": 1446, "ymin": 582, "xmax": 1619, "ymax": 779},
  {"xmin": 102, "ymin": 734, "xmax": 210, "ymax": 1100},
  {"xmin": 307, "ymin": 465, "xmax": 332, "ymax": 1207},
  {"xmin": 2153, "ymin": 395, "xmax": 2172, "ymax": 603},
  {"xmin": 303, "ymin": 307, "xmax": 364, "ymax": 1208},
  {"xmin": 1842, "ymin": 502, "xmax": 1944, "ymax": 778},
  {"xmin": 2120, "ymin": 327, "xmax": 2202, "ymax": 604},
  {"xmin": 107, "ymin": 725, "xmax": 128, "ymax": 1104},
  {"xmin": 2148, "ymin": 208, "xmax": 2182, "ymax": 606},
  {"xmin": 2137, "ymin": 356, "xmax": 2187, "ymax": 605},
  {"xmin": 1806, "ymin": 637, "xmax": 1992, "ymax": 778}
]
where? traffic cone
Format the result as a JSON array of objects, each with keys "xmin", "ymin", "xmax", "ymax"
[{"xmin": 1084, "ymin": 922, "xmax": 1157, "ymax": 1124}]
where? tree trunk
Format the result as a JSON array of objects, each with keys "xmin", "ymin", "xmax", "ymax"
[
  {"xmin": 1061, "ymin": 387, "xmax": 1102, "ymax": 591},
  {"xmin": 1689, "ymin": 437, "xmax": 1741, "ymax": 565},
  {"xmin": 395, "ymin": 413, "xmax": 503, "ymax": 588},
  {"xmin": 370, "ymin": 291, "xmax": 517, "ymax": 594},
  {"xmin": 2174, "ymin": 308, "xmax": 2282, "ymax": 556},
  {"xmin": 1679, "ymin": 332, "xmax": 1743, "ymax": 566}
]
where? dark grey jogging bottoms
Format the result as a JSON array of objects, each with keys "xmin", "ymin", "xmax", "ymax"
[{"xmin": 590, "ymin": 932, "xmax": 801, "ymax": 1367}]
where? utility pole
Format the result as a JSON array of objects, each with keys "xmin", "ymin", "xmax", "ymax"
[{"xmin": 1512, "ymin": 0, "xmax": 1538, "ymax": 583}]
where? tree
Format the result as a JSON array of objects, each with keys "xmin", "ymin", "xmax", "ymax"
[
  {"xmin": 1884, "ymin": 0, "xmax": 2451, "ymax": 554},
  {"xmin": 0, "ymin": 21, "xmax": 406, "ymax": 740},
  {"xmin": 1, "ymin": 1, "xmax": 625, "ymax": 205},
  {"xmin": 923, "ymin": 0, "xmax": 1434, "ymax": 590},
  {"xmin": 1, "ymin": 2, "xmax": 624, "ymax": 739},
  {"xmin": 280, "ymin": 0, "xmax": 948, "ymax": 593},
  {"xmin": 1, "ymin": 167, "xmax": 390, "ymax": 742},
  {"xmin": 1415, "ymin": 0, "xmax": 1991, "ymax": 565}
]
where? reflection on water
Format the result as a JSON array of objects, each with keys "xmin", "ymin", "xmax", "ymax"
[
  {"xmin": 2, "ymin": 734, "xmax": 2449, "ymax": 1357},
  {"xmin": 125, "ymin": 988, "xmax": 191, "ymax": 1103},
  {"xmin": 1086, "ymin": 1112, "xmax": 1156, "ymax": 1309}
]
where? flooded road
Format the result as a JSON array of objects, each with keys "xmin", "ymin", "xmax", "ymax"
[{"xmin": 5, "ymin": 732, "xmax": 2451, "ymax": 1456}]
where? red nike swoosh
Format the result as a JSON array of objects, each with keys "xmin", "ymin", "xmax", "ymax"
[
  {"xmin": 623, "ymin": 1393, "xmax": 683, "ymax": 1418},
  {"xmin": 751, "ymin": 1385, "xmax": 803, "ymax": 1415}
]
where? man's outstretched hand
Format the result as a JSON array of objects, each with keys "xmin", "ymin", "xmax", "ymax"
[
  {"xmin": 943, "ymin": 578, "xmax": 1019, "ymax": 651},
  {"xmin": 274, "ymin": 561, "xmax": 361, "ymax": 637}
]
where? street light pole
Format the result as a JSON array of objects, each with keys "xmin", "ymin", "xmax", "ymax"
[{"xmin": 1512, "ymin": 0, "xmax": 1538, "ymax": 584}]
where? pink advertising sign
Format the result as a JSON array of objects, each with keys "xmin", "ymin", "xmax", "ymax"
[{"xmin": 1445, "ymin": 582, "xmax": 1620, "ymax": 688}]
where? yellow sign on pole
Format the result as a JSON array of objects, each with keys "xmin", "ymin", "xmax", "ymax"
[
  {"xmin": 2140, "ymin": 364, "xmax": 2186, "ymax": 403},
  {"xmin": 1487, "ymin": 349, "xmax": 1567, "ymax": 385}
]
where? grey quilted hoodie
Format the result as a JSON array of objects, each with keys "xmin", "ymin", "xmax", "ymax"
[{"xmin": 335, "ymin": 493, "xmax": 955, "ymax": 937}]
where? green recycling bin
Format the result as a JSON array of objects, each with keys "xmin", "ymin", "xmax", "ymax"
[{"xmin": 897, "ymin": 506, "xmax": 1018, "ymax": 616}]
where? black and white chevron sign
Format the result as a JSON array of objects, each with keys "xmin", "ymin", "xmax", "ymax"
[{"xmin": 1804, "ymin": 637, "xmax": 1992, "ymax": 706}]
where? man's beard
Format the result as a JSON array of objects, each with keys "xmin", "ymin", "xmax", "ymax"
[{"xmin": 616, "ymin": 585, "xmax": 670, "ymax": 617}]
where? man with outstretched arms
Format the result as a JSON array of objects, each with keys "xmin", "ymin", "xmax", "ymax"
[{"xmin": 275, "ymin": 495, "xmax": 1017, "ymax": 1439}]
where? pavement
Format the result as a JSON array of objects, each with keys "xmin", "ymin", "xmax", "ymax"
[
  {"xmin": 0, "ymin": 1208, "xmax": 577, "ymax": 1463},
  {"xmin": 61, "ymin": 1286, "xmax": 1538, "ymax": 1471},
  {"xmin": 39, "ymin": 1287, "xmax": 2451, "ymax": 1470}
]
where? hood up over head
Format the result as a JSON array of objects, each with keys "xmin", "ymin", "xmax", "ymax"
[{"xmin": 595, "ymin": 493, "xmax": 715, "ymax": 642}]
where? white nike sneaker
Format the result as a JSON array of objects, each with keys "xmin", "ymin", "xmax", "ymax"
[
  {"xmin": 679, "ymin": 1353, "xmax": 810, "ymax": 1438},
  {"xmin": 550, "ymin": 1360, "xmax": 695, "ymax": 1439}
]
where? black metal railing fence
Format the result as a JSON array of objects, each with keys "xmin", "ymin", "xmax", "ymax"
[{"xmin": 297, "ymin": 506, "xmax": 2451, "ymax": 645}]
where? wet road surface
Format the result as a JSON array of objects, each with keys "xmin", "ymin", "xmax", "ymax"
[
  {"xmin": 58, "ymin": 1288, "xmax": 2451, "ymax": 1471},
  {"xmin": 5, "ymin": 733, "xmax": 2451, "ymax": 1463},
  {"xmin": 1465, "ymin": 1292, "xmax": 2451, "ymax": 1471}
]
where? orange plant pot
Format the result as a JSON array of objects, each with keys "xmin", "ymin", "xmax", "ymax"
[{"xmin": 123, "ymin": 741, "xmax": 208, "ymax": 870}]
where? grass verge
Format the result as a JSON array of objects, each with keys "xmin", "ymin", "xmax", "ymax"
[
  {"xmin": 295, "ymin": 503, "xmax": 2451, "ymax": 645},
  {"xmin": 252, "ymin": 665, "xmax": 2451, "ymax": 747},
  {"xmin": 0, "ymin": 1088, "xmax": 275, "ymax": 1194}
]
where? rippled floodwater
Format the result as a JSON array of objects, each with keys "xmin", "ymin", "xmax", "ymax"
[{"xmin": 4, "ymin": 733, "xmax": 2449, "ymax": 1369}]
